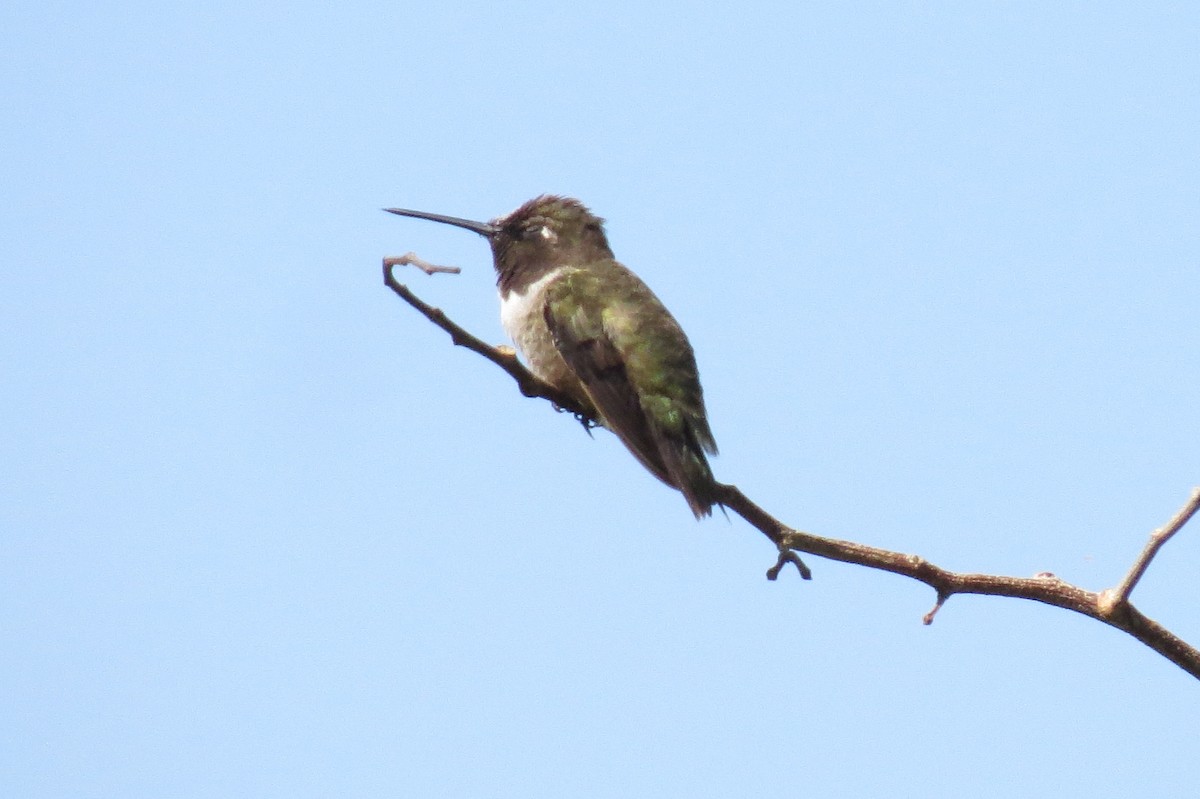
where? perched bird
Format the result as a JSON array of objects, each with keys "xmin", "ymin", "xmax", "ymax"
[{"xmin": 386, "ymin": 195, "xmax": 721, "ymax": 518}]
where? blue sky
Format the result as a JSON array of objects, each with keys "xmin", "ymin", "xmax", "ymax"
[{"xmin": 3, "ymin": 2, "xmax": 1198, "ymax": 796}]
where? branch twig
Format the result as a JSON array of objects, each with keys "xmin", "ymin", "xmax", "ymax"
[
  {"xmin": 382, "ymin": 257, "xmax": 596, "ymax": 423},
  {"xmin": 383, "ymin": 260, "xmax": 1200, "ymax": 680},
  {"xmin": 1099, "ymin": 487, "xmax": 1200, "ymax": 614},
  {"xmin": 384, "ymin": 252, "xmax": 462, "ymax": 276}
]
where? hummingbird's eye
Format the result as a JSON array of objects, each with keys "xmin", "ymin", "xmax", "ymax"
[{"xmin": 522, "ymin": 223, "xmax": 556, "ymax": 243}]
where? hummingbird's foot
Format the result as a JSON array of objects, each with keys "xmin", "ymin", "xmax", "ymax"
[
  {"xmin": 545, "ymin": 401, "xmax": 599, "ymax": 434},
  {"xmin": 767, "ymin": 547, "xmax": 812, "ymax": 581},
  {"xmin": 576, "ymin": 414, "xmax": 599, "ymax": 434},
  {"xmin": 383, "ymin": 252, "xmax": 462, "ymax": 276}
]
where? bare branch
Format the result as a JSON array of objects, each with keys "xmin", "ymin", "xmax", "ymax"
[
  {"xmin": 384, "ymin": 274, "xmax": 1200, "ymax": 680},
  {"xmin": 383, "ymin": 257, "xmax": 597, "ymax": 424}
]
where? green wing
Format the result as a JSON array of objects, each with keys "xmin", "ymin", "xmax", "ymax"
[{"xmin": 541, "ymin": 264, "xmax": 719, "ymax": 518}]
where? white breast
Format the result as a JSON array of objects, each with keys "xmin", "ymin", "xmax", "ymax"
[
  {"xmin": 497, "ymin": 268, "xmax": 580, "ymax": 388},
  {"xmin": 498, "ymin": 270, "xmax": 562, "ymax": 349}
]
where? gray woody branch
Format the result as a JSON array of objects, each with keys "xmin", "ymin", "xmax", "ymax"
[{"xmin": 384, "ymin": 256, "xmax": 1200, "ymax": 680}]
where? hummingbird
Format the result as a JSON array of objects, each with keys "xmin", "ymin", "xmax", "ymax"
[{"xmin": 385, "ymin": 195, "xmax": 721, "ymax": 518}]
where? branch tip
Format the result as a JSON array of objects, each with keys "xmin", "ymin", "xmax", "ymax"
[{"xmin": 384, "ymin": 251, "xmax": 462, "ymax": 276}]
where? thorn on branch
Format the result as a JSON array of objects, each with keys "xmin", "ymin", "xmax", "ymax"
[
  {"xmin": 923, "ymin": 591, "xmax": 949, "ymax": 625},
  {"xmin": 767, "ymin": 549, "xmax": 812, "ymax": 581}
]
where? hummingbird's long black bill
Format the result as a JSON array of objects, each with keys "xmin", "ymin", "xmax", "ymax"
[{"xmin": 383, "ymin": 207, "xmax": 497, "ymax": 237}]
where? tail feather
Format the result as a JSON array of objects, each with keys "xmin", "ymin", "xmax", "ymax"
[{"xmin": 651, "ymin": 424, "xmax": 721, "ymax": 519}]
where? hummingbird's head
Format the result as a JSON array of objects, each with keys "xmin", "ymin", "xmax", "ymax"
[
  {"xmin": 487, "ymin": 195, "xmax": 612, "ymax": 282},
  {"xmin": 385, "ymin": 195, "xmax": 613, "ymax": 292}
]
